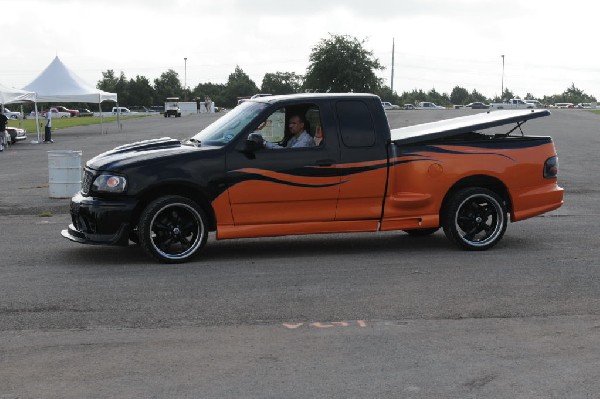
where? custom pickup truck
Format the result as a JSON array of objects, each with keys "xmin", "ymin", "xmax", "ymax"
[
  {"xmin": 489, "ymin": 99, "xmax": 534, "ymax": 110},
  {"xmin": 62, "ymin": 93, "xmax": 563, "ymax": 263}
]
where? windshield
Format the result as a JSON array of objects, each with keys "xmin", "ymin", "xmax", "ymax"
[{"xmin": 188, "ymin": 101, "xmax": 268, "ymax": 146}]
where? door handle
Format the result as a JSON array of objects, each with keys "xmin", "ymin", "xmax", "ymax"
[{"xmin": 316, "ymin": 159, "xmax": 336, "ymax": 167}]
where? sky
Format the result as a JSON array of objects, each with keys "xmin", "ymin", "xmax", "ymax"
[{"xmin": 3, "ymin": 0, "xmax": 599, "ymax": 100}]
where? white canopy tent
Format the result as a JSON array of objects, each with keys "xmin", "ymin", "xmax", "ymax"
[
  {"xmin": 23, "ymin": 56, "xmax": 118, "ymax": 136},
  {"xmin": 0, "ymin": 83, "xmax": 40, "ymax": 142},
  {"xmin": 23, "ymin": 56, "xmax": 117, "ymax": 103},
  {"xmin": 0, "ymin": 83, "xmax": 37, "ymax": 104}
]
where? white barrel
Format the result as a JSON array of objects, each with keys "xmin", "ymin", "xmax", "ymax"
[{"xmin": 48, "ymin": 150, "xmax": 82, "ymax": 198}]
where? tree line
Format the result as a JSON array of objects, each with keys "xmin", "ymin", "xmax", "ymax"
[{"xmin": 89, "ymin": 34, "xmax": 593, "ymax": 110}]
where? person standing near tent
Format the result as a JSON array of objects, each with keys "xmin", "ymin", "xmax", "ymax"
[
  {"xmin": 44, "ymin": 108, "xmax": 54, "ymax": 143},
  {"xmin": 0, "ymin": 109, "xmax": 8, "ymax": 151}
]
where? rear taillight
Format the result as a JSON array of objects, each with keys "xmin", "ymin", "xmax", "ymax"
[{"xmin": 544, "ymin": 156, "xmax": 559, "ymax": 178}]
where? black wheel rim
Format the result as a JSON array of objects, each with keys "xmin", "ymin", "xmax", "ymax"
[
  {"xmin": 454, "ymin": 194, "xmax": 504, "ymax": 247},
  {"xmin": 149, "ymin": 202, "xmax": 204, "ymax": 261}
]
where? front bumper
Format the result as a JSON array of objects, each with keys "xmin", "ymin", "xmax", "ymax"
[{"xmin": 61, "ymin": 192, "xmax": 139, "ymax": 246}]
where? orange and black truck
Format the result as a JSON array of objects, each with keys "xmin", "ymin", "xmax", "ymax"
[{"xmin": 62, "ymin": 93, "xmax": 563, "ymax": 263}]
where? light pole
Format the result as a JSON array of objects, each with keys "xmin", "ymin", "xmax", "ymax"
[
  {"xmin": 501, "ymin": 54, "xmax": 505, "ymax": 99},
  {"xmin": 184, "ymin": 57, "xmax": 187, "ymax": 98}
]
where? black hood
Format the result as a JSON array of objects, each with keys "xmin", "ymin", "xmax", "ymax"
[{"xmin": 86, "ymin": 137, "xmax": 217, "ymax": 171}]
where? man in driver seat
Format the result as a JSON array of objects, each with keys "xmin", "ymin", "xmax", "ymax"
[{"xmin": 264, "ymin": 114, "xmax": 315, "ymax": 149}]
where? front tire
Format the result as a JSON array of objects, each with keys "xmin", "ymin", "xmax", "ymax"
[
  {"xmin": 442, "ymin": 187, "xmax": 507, "ymax": 251},
  {"xmin": 138, "ymin": 195, "xmax": 208, "ymax": 263}
]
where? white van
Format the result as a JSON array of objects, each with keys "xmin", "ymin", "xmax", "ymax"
[{"xmin": 112, "ymin": 107, "xmax": 131, "ymax": 114}]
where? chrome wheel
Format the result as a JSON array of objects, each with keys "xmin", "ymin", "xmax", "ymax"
[
  {"xmin": 443, "ymin": 188, "xmax": 507, "ymax": 250},
  {"xmin": 139, "ymin": 196, "xmax": 208, "ymax": 263}
]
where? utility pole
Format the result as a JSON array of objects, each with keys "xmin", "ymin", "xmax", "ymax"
[
  {"xmin": 184, "ymin": 57, "xmax": 188, "ymax": 101},
  {"xmin": 501, "ymin": 54, "xmax": 505, "ymax": 99},
  {"xmin": 390, "ymin": 38, "xmax": 395, "ymax": 93}
]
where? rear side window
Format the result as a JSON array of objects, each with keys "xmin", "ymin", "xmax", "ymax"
[{"xmin": 336, "ymin": 101, "xmax": 376, "ymax": 147}]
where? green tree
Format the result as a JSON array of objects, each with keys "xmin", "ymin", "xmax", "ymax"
[
  {"xmin": 374, "ymin": 85, "xmax": 401, "ymax": 105},
  {"xmin": 304, "ymin": 34, "xmax": 383, "ymax": 93},
  {"xmin": 427, "ymin": 88, "xmax": 450, "ymax": 106},
  {"xmin": 493, "ymin": 88, "xmax": 516, "ymax": 102},
  {"xmin": 398, "ymin": 89, "xmax": 428, "ymax": 106},
  {"xmin": 469, "ymin": 89, "xmax": 488, "ymax": 103},
  {"xmin": 114, "ymin": 71, "xmax": 130, "ymax": 105},
  {"xmin": 261, "ymin": 72, "xmax": 303, "ymax": 95},
  {"xmin": 542, "ymin": 84, "xmax": 596, "ymax": 106},
  {"xmin": 97, "ymin": 69, "xmax": 119, "ymax": 92},
  {"xmin": 97, "ymin": 70, "xmax": 129, "ymax": 110},
  {"xmin": 450, "ymin": 86, "xmax": 469, "ymax": 105},
  {"xmin": 128, "ymin": 75, "xmax": 155, "ymax": 106},
  {"xmin": 222, "ymin": 66, "xmax": 259, "ymax": 107},
  {"xmin": 192, "ymin": 82, "xmax": 227, "ymax": 109},
  {"xmin": 154, "ymin": 69, "xmax": 182, "ymax": 102}
]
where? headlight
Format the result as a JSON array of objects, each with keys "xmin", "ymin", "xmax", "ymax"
[{"xmin": 92, "ymin": 174, "xmax": 128, "ymax": 193}]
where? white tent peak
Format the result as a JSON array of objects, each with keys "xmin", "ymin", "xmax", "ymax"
[{"xmin": 23, "ymin": 56, "xmax": 117, "ymax": 103}]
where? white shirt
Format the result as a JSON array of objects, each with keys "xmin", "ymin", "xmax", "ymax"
[
  {"xmin": 265, "ymin": 130, "xmax": 315, "ymax": 149},
  {"xmin": 45, "ymin": 110, "xmax": 52, "ymax": 127}
]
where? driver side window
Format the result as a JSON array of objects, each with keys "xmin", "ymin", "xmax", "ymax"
[{"xmin": 255, "ymin": 103, "xmax": 323, "ymax": 149}]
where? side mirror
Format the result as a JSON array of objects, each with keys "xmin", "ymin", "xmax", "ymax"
[{"xmin": 245, "ymin": 133, "xmax": 264, "ymax": 152}]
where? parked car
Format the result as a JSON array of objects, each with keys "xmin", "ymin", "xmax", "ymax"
[
  {"xmin": 416, "ymin": 102, "xmax": 445, "ymax": 110},
  {"xmin": 575, "ymin": 103, "xmax": 592, "ymax": 109},
  {"xmin": 382, "ymin": 101, "xmax": 400, "ymax": 110},
  {"xmin": 489, "ymin": 99, "xmax": 533, "ymax": 110},
  {"xmin": 404, "ymin": 104, "xmax": 416, "ymax": 110},
  {"xmin": 3, "ymin": 108, "xmax": 23, "ymax": 119},
  {"xmin": 129, "ymin": 106, "xmax": 150, "ymax": 113},
  {"xmin": 464, "ymin": 102, "xmax": 489, "ymax": 109},
  {"xmin": 148, "ymin": 105, "xmax": 164, "ymax": 113},
  {"xmin": 77, "ymin": 108, "xmax": 94, "ymax": 117},
  {"xmin": 5, "ymin": 126, "xmax": 27, "ymax": 144},
  {"xmin": 54, "ymin": 105, "xmax": 80, "ymax": 117},
  {"xmin": 524, "ymin": 100, "xmax": 544, "ymax": 109},
  {"xmin": 44, "ymin": 108, "xmax": 71, "ymax": 118},
  {"xmin": 112, "ymin": 107, "xmax": 132, "ymax": 115},
  {"xmin": 554, "ymin": 103, "xmax": 574, "ymax": 109}
]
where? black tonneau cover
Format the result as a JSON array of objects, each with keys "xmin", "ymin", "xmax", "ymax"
[{"xmin": 391, "ymin": 109, "xmax": 550, "ymax": 145}]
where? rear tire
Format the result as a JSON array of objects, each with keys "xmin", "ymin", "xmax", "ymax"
[
  {"xmin": 138, "ymin": 195, "xmax": 208, "ymax": 263},
  {"xmin": 442, "ymin": 187, "xmax": 507, "ymax": 251}
]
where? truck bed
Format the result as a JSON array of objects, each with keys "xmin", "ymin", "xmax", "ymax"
[{"xmin": 391, "ymin": 109, "xmax": 550, "ymax": 145}]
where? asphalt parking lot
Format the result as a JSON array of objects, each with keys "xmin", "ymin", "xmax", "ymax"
[{"xmin": 1, "ymin": 109, "xmax": 599, "ymax": 398}]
